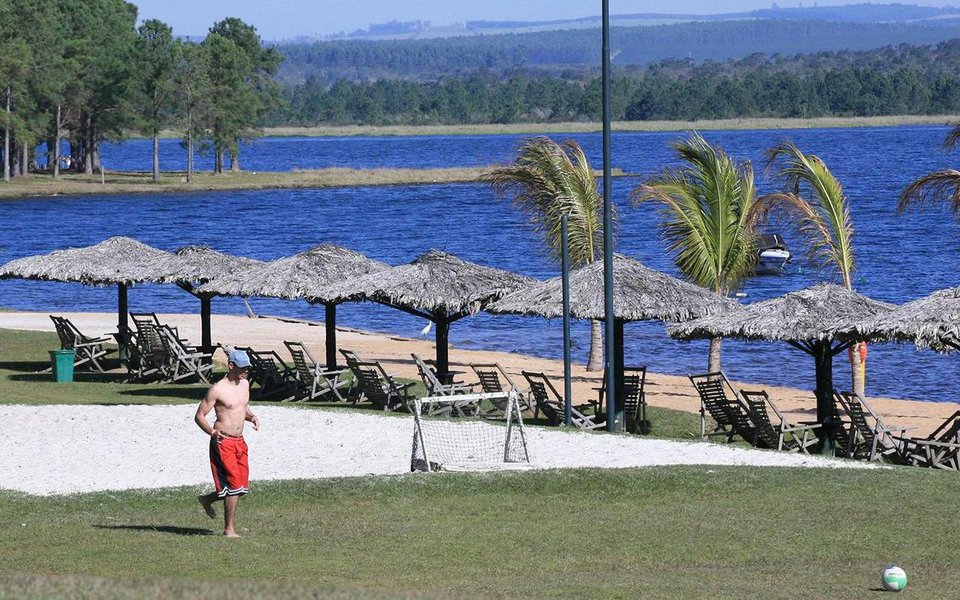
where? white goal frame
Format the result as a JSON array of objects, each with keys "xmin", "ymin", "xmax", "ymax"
[{"xmin": 411, "ymin": 390, "xmax": 530, "ymax": 472}]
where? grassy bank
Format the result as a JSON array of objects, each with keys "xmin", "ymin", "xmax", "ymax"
[{"xmin": 262, "ymin": 114, "xmax": 956, "ymax": 138}]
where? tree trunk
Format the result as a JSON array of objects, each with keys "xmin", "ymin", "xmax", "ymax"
[
  {"xmin": 152, "ymin": 131, "xmax": 160, "ymax": 181},
  {"xmin": 230, "ymin": 152, "xmax": 240, "ymax": 172},
  {"xmin": 186, "ymin": 107, "xmax": 193, "ymax": 183},
  {"xmin": 21, "ymin": 140, "xmax": 28, "ymax": 176},
  {"xmin": 849, "ymin": 342, "xmax": 866, "ymax": 398},
  {"xmin": 84, "ymin": 114, "xmax": 94, "ymax": 175},
  {"xmin": 53, "ymin": 104, "xmax": 61, "ymax": 179},
  {"xmin": 707, "ymin": 337, "xmax": 722, "ymax": 373},
  {"xmin": 3, "ymin": 87, "xmax": 10, "ymax": 182},
  {"xmin": 586, "ymin": 319, "xmax": 603, "ymax": 371}
]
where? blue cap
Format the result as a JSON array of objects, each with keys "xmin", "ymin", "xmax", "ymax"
[{"xmin": 228, "ymin": 349, "xmax": 251, "ymax": 368}]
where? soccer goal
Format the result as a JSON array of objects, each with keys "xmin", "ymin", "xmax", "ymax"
[{"xmin": 411, "ymin": 391, "xmax": 530, "ymax": 472}]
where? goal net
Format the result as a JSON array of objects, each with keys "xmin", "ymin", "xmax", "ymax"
[{"xmin": 411, "ymin": 391, "xmax": 530, "ymax": 472}]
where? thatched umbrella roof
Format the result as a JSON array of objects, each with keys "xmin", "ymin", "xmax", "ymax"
[
  {"xmin": 849, "ymin": 286, "xmax": 960, "ymax": 352},
  {"xmin": 319, "ymin": 249, "xmax": 535, "ymax": 377},
  {"xmin": 319, "ymin": 249, "xmax": 534, "ymax": 318},
  {"xmin": 669, "ymin": 283, "xmax": 894, "ymax": 342},
  {"xmin": 196, "ymin": 244, "xmax": 386, "ymax": 299},
  {"xmin": 0, "ymin": 236, "xmax": 176, "ymax": 285},
  {"xmin": 196, "ymin": 244, "xmax": 388, "ymax": 370},
  {"xmin": 487, "ymin": 253, "xmax": 735, "ymax": 322},
  {"xmin": 669, "ymin": 283, "xmax": 894, "ymax": 430},
  {"xmin": 166, "ymin": 245, "xmax": 264, "ymax": 287}
]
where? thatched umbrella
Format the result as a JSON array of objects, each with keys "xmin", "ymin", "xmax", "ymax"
[
  {"xmin": 851, "ymin": 286, "xmax": 960, "ymax": 352},
  {"xmin": 163, "ymin": 246, "xmax": 265, "ymax": 352},
  {"xmin": 318, "ymin": 249, "xmax": 534, "ymax": 378},
  {"xmin": 488, "ymin": 253, "xmax": 736, "ymax": 420},
  {"xmin": 197, "ymin": 244, "xmax": 388, "ymax": 370},
  {"xmin": 669, "ymin": 283, "xmax": 894, "ymax": 432},
  {"xmin": 0, "ymin": 236, "xmax": 179, "ymax": 356}
]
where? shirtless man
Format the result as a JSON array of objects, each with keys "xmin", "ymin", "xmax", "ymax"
[{"xmin": 195, "ymin": 349, "xmax": 260, "ymax": 537}]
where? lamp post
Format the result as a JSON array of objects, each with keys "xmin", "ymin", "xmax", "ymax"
[{"xmin": 602, "ymin": 0, "xmax": 618, "ymax": 431}]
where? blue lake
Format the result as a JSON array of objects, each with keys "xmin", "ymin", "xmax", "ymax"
[{"xmin": 3, "ymin": 125, "xmax": 960, "ymax": 402}]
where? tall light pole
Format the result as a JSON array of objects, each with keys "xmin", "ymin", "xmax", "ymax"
[{"xmin": 601, "ymin": 0, "xmax": 617, "ymax": 431}]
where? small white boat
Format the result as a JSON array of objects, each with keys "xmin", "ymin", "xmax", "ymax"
[{"xmin": 755, "ymin": 233, "xmax": 791, "ymax": 275}]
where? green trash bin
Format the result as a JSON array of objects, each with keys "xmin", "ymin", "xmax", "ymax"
[{"xmin": 49, "ymin": 349, "xmax": 76, "ymax": 383}]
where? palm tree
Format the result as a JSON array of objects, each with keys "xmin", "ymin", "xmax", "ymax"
[
  {"xmin": 757, "ymin": 140, "xmax": 864, "ymax": 396},
  {"xmin": 632, "ymin": 132, "xmax": 759, "ymax": 373},
  {"xmin": 898, "ymin": 125, "xmax": 960, "ymax": 216},
  {"xmin": 482, "ymin": 137, "xmax": 609, "ymax": 371}
]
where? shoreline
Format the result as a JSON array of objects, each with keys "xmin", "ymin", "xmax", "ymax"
[{"xmin": 1, "ymin": 310, "xmax": 957, "ymax": 438}]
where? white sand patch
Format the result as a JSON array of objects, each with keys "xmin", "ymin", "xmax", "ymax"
[{"xmin": 2, "ymin": 404, "xmax": 874, "ymax": 496}]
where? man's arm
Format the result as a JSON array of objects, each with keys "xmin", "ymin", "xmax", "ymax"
[
  {"xmin": 195, "ymin": 390, "xmax": 219, "ymax": 437},
  {"xmin": 245, "ymin": 406, "xmax": 260, "ymax": 431}
]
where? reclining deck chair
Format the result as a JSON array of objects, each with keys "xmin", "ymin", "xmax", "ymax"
[
  {"xmin": 897, "ymin": 410, "xmax": 960, "ymax": 470},
  {"xmin": 833, "ymin": 390, "xmax": 911, "ymax": 462},
  {"xmin": 284, "ymin": 341, "xmax": 351, "ymax": 402},
  {"xmin": 521, "ymin": 371, "xmax": 602, "ymax": 430},
  {"xmin": 348, "ymin": 360, "xmax": 415, "ymax": 411},
  {"xmin": 412, "ymin": 353, "xmax": 475, "ymax": 396},
  {"xmin": 50, "ymin": 315, "xmax": 114, "ymax": 372},
  {"xmin": 157, "ymin": 325, "xmax": 214, "ymax": 384},
  {"xmin": 470, "ymin": 362, "xmax": 529, "ymax": 415},
  {"xmin": 597, "ymin": 366, "xmax": 649, "ymax": 434},
  {"xmin": 739, "ymin": 389, "xmax": 820, "ymax": 453},
  {"xmin": 688, "ymin": 372, "xmax": 755, "ymax": 443},
  {"xmin": 236, "ymin": 347, "xmax": 299, "ymax": 401}
]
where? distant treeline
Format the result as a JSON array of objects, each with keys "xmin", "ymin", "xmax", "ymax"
[
  {"xmin": 270, "ymin": 41, "xmax": 960, "ymax": 126},
  {"xmin": 276, "ymin": 19, "xmax": 960, "ymax": 84}
]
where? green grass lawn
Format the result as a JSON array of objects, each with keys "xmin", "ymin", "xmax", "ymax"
[{"xmin": 1, "ymin": 327, "xmax": 956, "ymax": 598}]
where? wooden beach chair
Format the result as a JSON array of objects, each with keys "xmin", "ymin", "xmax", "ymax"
[
  {"xmin": 236, "ymin": 346, "xmax": 299, "ymax": 401},
  {"xmin": 521, "ymin": 371, "xmax": 602, "ymax": 430},
  {"xmin": 49, "ymin": 315, "xmax": 114, "ymax": 372},
  {"xmin": 898, "ymin": 410, "xmax": 960, "ymax": 470},
  {"xmin": 470, "ymin": 362, "xmax": 529, "ymax": 415},
  {"xmin": 157, "ymin": 325, "xmax": 214, "ymax": 384},
  {"xmin": 347, "ymin": 360, "xmax": 415, "ymax": 411},
  {"xmin": 833, "ymin": 390, "xmax": 911, "ymax": 463},
  {"xmin": 688, "ymin": 372, "xmax": 754, "ymax": 443},
  {"xmin": 739, "ymin": 389, "xmax": 820, "ymax": 453},
  {"xmin": 284, "ymin": 340, "xmax": 351, "ymax": 402},
  {"xmin": 597, "ymin": 366, "xmax": 649, "ymax": 434},
  {"xmin": 412, "ymin": 353, "xmax": 474, "ymax": 396}
]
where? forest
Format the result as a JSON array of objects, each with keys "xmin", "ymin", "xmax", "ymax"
[
  {"xmin": 271, "ymin": 41, "xmax": 960, "ymax": 126},
  {"xmin": 0, "ymin": 0, "xmax": 280, "ymax": 181}
]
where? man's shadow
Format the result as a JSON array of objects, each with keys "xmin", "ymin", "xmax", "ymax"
[{"xmin": 93, "ymin": 524, "xmax": 213, "ymax": 536}]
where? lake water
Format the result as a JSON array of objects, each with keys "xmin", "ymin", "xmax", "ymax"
[{"xmin": 3, "ymin": 125, "xmax": 960, "ymax": 402}]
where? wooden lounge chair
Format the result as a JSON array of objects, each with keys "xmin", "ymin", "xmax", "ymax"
[
  {"xmin": 688, "ymin": 372, "xmax": 754, "ymax": 443},
  {"xmin": 470, "ymin": 362, "xmax": 530, "ymax": 414},
  {"xmin": 347, "ymin": 360, "xmax": 415, "ymax": 411},
  {"xmin": 833, "ymin": 390, "xmax": 911, "ymax": 462},
  {"xmin": 236, "ymin": 346, "xmax": 298, "ymax": 401},
  {"xmin": 597, "ymin": 366, "xmax": 649, "ymax": 434},
  {"xmin": 897, "ymin": 410, "xmax": 960, "ymax": 470},
  {"xmin": 521, "ymin": 370, "xmax": 602, "ymax": 430},
  {"xmin": 284, "ymin": 341, "xmax": 351, "ymax": 402},
  {"xmin": 412, "ymin": 353, "xmax": 475, "ymax": 396},
  {"xmin": 739, "ymin": 389, "xmax": 821, "ymax": 453},
  {"xmin": 49, "ymin": 315, "xmax": 114, "ymax": 372},
  {"xmin": 157, "ymin": 325, "xmax": 213, "ymax": 384}
]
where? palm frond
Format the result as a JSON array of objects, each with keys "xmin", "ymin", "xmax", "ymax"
[
  {"xmin": 943, "ymin": 125, "xmax": 960, "ymax": 151},
  {"xmin": 632, "ymin": 132, "xmax": 758, "ymax": 295},
  {"xmin": 763, "ymin": 141, "xmax": 855, "ymax": 288},
  {"xmin": 481, "ymin": 136, "xmax": 609, "ymax": 267},
  {"xmin": 898, "ymin": 169, "xmax": 960, "ymax": 216}
]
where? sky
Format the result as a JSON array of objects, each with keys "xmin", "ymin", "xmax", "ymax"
[{"xmin": 130, "ymin": 0, "xmax": 960, "ymax": 42}]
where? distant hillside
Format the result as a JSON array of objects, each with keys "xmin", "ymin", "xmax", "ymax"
[{"xmin": 277, "ymin": 17, "xmax": 960, "ymax": 84}]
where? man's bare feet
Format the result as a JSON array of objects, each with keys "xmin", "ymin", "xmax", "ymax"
[
  {"xmin": 198, "ymin": 495, "xmax": 216, "ymax": 519},
  {"xmin": 223, "ymin": 530, "xmax": 241, "ymax": 538}
]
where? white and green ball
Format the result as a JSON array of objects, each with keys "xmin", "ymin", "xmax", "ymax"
[{"xmin": 881, "ymin": 565, "xmax": 908, "ymax": 592}]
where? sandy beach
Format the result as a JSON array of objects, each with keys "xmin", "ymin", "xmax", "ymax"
[
  {"xmin": 2, "ymin": 310, "xmax": 956, "ymax": 436},
  {"xmin": 7, "ymin": 310, "xmax": 946, "ymax": 496}
]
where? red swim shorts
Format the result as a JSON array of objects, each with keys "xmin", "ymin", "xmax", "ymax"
[{"xmin": 209, "ymin": 435, "xmax": 249, "ymax": 497}]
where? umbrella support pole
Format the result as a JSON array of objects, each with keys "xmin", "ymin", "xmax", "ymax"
[
  {"xmin": 325, "ymin": 303, "xmax": 337, "ymax": 371},
  {"xmin": 117, "ymin": 283, "xmax": 129, "ymax": 363}
]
